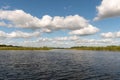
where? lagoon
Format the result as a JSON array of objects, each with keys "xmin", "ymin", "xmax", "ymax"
[{"xmin": 0, "ymin": 50, "xmax": 120, "ymax": 80}]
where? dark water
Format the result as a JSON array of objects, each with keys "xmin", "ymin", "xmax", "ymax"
[{"xmin": 0, "ymin": 50, "xmax": 120, "ymax": 80}]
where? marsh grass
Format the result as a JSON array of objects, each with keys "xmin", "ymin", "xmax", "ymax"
[
  {"xmin": 0, "ymin": 44, "xmax": 120, "ymax": 51},
  {"xmin": 0, "ymin": 45, "xmax": 51, "ymax": 50},
  {"xmin": 71, "ymin": 46, "xmax": 120, "ymax": 51}
]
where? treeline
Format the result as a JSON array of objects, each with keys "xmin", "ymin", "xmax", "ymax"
[
  {"xmin": 71, "ymin": 46, "xmax": 120, "ymax": 51},
  {"xmin": 0, "ymin": 44, "xmax": 120, "ymax": 51},
  {"xmin": 0, "ymin": 45, "xmax": 52, "ymax": 50},
  {"xmin": 0, "ymin": 44, "xmax": 17, "ymax": 47}
]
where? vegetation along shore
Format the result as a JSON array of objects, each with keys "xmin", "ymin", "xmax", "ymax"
[
  {"xmin": 70, "ymin": 46, "xmax": 120, "ymax": 51},
  {"xmin": 0, "ymin": 44, "xmax": 120, "ymax": 51},
  {"xmin": 0, "ymin": 45, "xmax": 52, "ymax": 50}
]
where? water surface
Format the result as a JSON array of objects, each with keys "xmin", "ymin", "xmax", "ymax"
[{"xmin": 0, "ymin": 50, "xmax": 120, "ymax": 80}]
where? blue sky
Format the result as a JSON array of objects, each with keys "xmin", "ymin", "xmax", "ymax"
[{"xmin": 0, "ymin": 0, "xmax": 120, "ymax": 47}]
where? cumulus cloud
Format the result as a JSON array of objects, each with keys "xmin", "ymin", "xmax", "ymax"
[
  {"xmin": 38, "ymin": 36, "xmax": 79, "ymax": 42},
  {"xmin": 16, "ymin": 37, "xmax": 120, "ymax": 47},
  {"xmin": 41, "ymin": 28, "xmax": 52, "ymax": 33},
  {"xmin": 50, "ymin": 15, "xmax": 88, "ymax": 30},
  {"xmin": 75, "ymin": 38, "xmax": 119, "ymax": 46},
  {"xmin": 54, "ymin": 36, "xmax": 79, "ymax": 41},
  {"xmin": 22, "ymin": 36, "xmax": 76, "ymax": 47},
  {"xmin": 0, "ymin": 9, "xmax": 99, "ymax": 36},
  {"xmin": 0, "ymin": 10, "xmax": 41, "ymax": 28},
  {"xmin": 69, "ymin": 25, "xmax": 99, "ymax": 36},
  {"xmin": 0, "ymin": 31, "xmax": 40, "ymax": 38},
  {"xmin": 75, "ymin": 38, "xmax": 113, "ymax": 44},
  {"xmin": 94, "ymin": 0, "xmax": 120, "ymax": 21},
  {"xmin": 0, "ymin": 21, "xmax": 7, "ymax": 26},
  {"xmin": 101, "ymin": 31, "xmax": 120, "ymax": 38},
  {"xmin": 37, "ymin": 37, "xmax": 114, "ymax": 46}
]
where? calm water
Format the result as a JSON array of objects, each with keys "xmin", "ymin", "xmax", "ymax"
[{"xmin": 0, "ymin": 50, "xmax": 120, "ymax": 80}]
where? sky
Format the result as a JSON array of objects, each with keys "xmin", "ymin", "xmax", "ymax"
[{"xmin": 0, "ymin": 0, "xmax": 120, "ymax": 47}]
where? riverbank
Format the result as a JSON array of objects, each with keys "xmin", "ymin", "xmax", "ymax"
[
  {"xmin": 0, "ymin": 47, "xmax": 52, "ymax": 50},
  {"xmin": 0, "ymin": 45, "xmax": 120, "ymax": 51},
  {"xmin": 70, "ymin": 46, "xmax": 120, "ymax": 51},
  {"xmin": 0, "ymin": 45, "xmax": 52, "ymax": 50}
]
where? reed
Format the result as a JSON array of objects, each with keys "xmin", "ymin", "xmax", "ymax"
[
  {"xmin": 70, "ymin": 46, "xmax": 120, "ymax": 51},
  {"xmin": 0, "ymin": 45, "xmax": 52, "ymax": 50}
]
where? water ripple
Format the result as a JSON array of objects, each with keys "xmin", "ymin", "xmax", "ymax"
[{"xmin": 0, "ymin": 50, "xmax": 120, "ymax": 80}]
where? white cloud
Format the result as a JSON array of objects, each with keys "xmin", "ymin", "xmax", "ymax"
[
  {"xmin": 54, "ymin": 36, "xmax": 79, "ymax": 41},
  {"xmin": 38, "ymin": 36, "xmax": 79, "ymax": 42},
  {"xmin": 74, "ymin": 38, "xmax": 120, "ymax": 46},
  {"xmin": 101, "ymin": 32, "xmax": 115, "ymax": 38},
  {"xmin": 38, "ymin": 37, "xmax": 53, "ymax": 42},
  {"xmin": 0, "ymin": 9, "xmax": 99, "ymax": 36},
  {"xmin": 101, "ymin": 31, "xmax": 120, "ymax": 38},
  {"xmin": 41, "ymin": 28, "xmax": 52, "ymax": 33},
  {"xmin": 75, "ymin": 38, "xmax": 113, "ymax": 44},
  {"xmin": 51, "ymin": 15, "xmax": 89, "ymax": 30},
  {"xmin": 0, "ymin": 21, "xmax": 7, "ymax": 26},
  {"xmin": 0, "ymin": 10, "xmax": 41, "ymax": 28},
  {"xmin": 69, "ymin": 25, "xmax": 99, "ymax": 36},
  {"xmin": 0, "ymin": 31, "xmax": 40, "ymax": 38},
  {"xmin": 15, "ymin": 37, "xmax": 120, "ymax": 47},
  {"xmin": 94, "ymin": 0, "xmax": 120, "ymax": 21}
]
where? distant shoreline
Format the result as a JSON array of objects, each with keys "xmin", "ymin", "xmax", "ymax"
[
  {"xmin": 70, "ymin": 46, "xmax": 120, "ymax": 51},
  {"xmin": 0, "ymin": 45, "xmax": 52, "ymax": 50},
  {"xmin": 0, "ymin": 45, "xmax": 120, "ymax": 51}
]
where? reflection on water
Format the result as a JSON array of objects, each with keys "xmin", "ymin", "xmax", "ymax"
[{"xmin": 0, "ymin": 50, "xmax": 120, "ymax": 80}]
